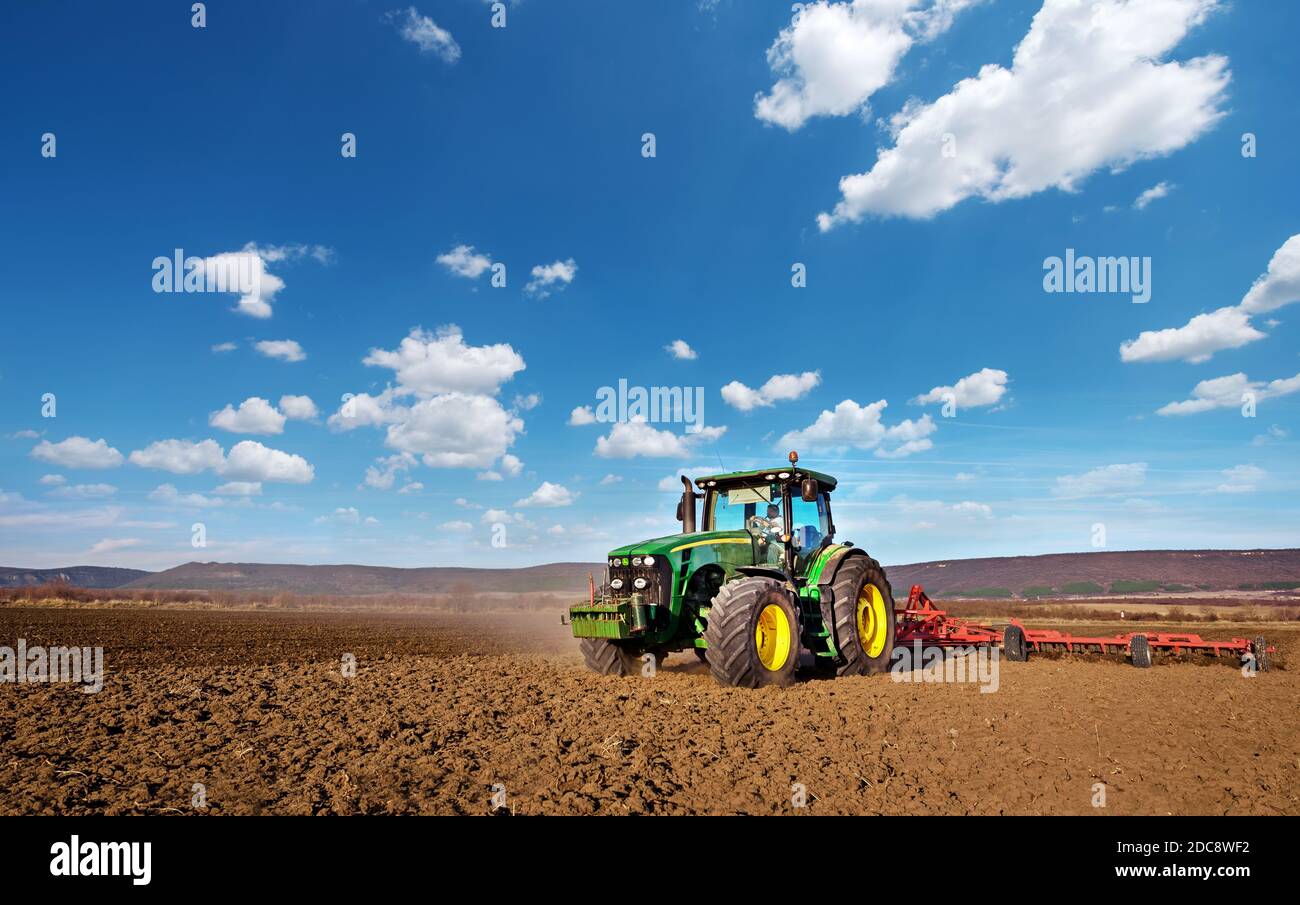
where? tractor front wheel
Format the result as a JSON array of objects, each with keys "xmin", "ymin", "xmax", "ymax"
[
  {"xmin": 579, "ymin": 638, "xmax": 640, "ymax": 676},
  {"xmin": 703, "ymin": 577, "xmax": 799, "ymax": 688},
  {"xmin": 826, "ymin": 555, "xmax": 895, "ymax": 676}
]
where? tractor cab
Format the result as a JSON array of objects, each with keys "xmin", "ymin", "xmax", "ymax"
[{"xmin": 682, "ymin": 452, "xmax": 837, "ymax": 573}]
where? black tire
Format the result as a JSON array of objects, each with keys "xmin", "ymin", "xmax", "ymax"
[
  {"xmin": 579, "ymin": 638, "xmax": 639, "ymax": 676},
  {"xmin": 1253, "ymin": 636, "xmax": 1269, "ymax": 672},
  {"xmin": 1130, "ymin": 634, "xmax": 1152, "ymax": 668},
  {"xmin": 703, "ymin": 577, "xmax": 800, "ymax": 688},
  {"xmin": 824, "ymin": 554, "xmax": 895, "ymax": 676},
  {"xmin": 1004, "ymin": 624, "xmax": 1028, "ymax": 662}
]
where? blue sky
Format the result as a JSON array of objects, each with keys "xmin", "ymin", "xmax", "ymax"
[{"xmin": 1, "ymin": 0, "xmax": 1297, "ymax": 571}]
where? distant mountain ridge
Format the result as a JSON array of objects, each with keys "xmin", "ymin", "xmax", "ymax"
[
  {"xmin": 123, "ymin": 561, "xmax": 600, "ymax": 595},
  {"xmin": 885, "ymin": 548, "xmax": 1300, "ymax": 598},
  {"xmin": 6, "ymin": 549, "xmax": 1299, "ymax": 598},
  {"xmin": 0, "ymin": 566, "xmax": 153, "ymax": 589}
]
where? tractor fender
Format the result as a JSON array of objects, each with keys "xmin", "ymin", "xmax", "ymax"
[{"xmin": 813, "ymin": 546, "xmax": 869, "ymax": 661}]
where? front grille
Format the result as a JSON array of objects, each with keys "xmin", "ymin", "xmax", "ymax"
[{"xmin": 609, "ymin": 564, "xmax": 669, "ymax": 607}]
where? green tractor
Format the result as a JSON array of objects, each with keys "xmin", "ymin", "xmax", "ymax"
[{"xmin": 569, "ymin": 452, "xmax": 895, "ymax": 687}]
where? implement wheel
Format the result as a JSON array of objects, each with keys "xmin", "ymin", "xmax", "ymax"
[
  {"xmin": 703, "ymin": 577, "xmax": 799, "ymax": 688},
  {"xmin": 825, "ymin": 555, "xmax": 895, "ymax": 676},
  {"xmin": 1004, "ymin": 624, "xmax": 1028, "ymax": 662},
  {"xmin": 1130, "ymin": 634, "xmax": 1152, "ymax": 668},
  {"xmin": 579, "ymin": 638, "xmax": 640, "ymax": 676}
]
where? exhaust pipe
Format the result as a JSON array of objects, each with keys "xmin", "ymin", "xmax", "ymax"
[{"xmin": 678, "ymin": 475, "xmax": 698, "ymax": 534}]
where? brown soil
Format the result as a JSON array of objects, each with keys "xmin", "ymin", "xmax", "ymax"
[{"xmin": 0, "ymin": 606, "xmax": 1294, "ymax": 815}]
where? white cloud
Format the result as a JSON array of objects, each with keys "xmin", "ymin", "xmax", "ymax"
[
  {"xmin": 214, "ymin": 481, "xmax": 262, "ymax": 496},
  {"xmin": 279, "ymin": 395, "xmax": 318, "ymax": 420},
  {"xmin": 600, "ymin": 474, "xmax": 623, "ymax": 486},
  {"xmin": 1252, "ymin": 425, "xmax": 1287, "ymax": 446},
  {"xmin": 1216, "ymin": 464, "xmax": 1265, "ymax": 494},
  {"xmin": 222, "ymin": 440, "xmax": 315, "ymax": 484},
  {"xmin": 363, "ymin": 326, "xmax": 525, "ymax": 396},
  {"xmin": 31, "ymin": 437, "xmax": 124, "ymax": 469},
  {"xmin": 778, "ymin": 399, "xmax": 936, "ymax": 458},
  {"xmin": 1239, "ymin": 233, "xmax": 1300, "ymax": 315},
  {"xmin": 436, "ymin": 244, "xmax": 493, "ymax": 278},
  {"xmin": 210, "ymin": 397, "xmax": 287, "ymax": 435},
  {"xmin": 1119, "ymin": 306, "xmax": 1265, "ymax": 364},
  {"xmin": 48, "ymin": 483, "xmax": 117, "ymax": 500},
  {"xmin": 388, "ymin": 6, "xmax": 461, "ymax": 63},
  {"xmin": 1052, "ymin": 463, "xmax": 1148, "ymax": 498},
  {"xmin": 817, "ymin": 0, "xmax": 1229, "ymax": 226},
  {"xmin": 950, "ymin": 500, "xmax": 993, "ymax": 519},
  {"xmin": 1119, "ymin": 234, "xmax": 1300, "ymax": 364},
  {"xmin": 148, "ymin": 484, "xmax": 224, "ymax": 508},
  {"xmin": 211, "ymin": 342, "xmax": 237, "ymax": 353},
  {"xmin": 440, "ymin": 520, "xmax": 473, "ymax": 531},
  {"xmin": 385, "ymin": 393, "xmax": 523, "ymax": 469},
  {"xmin": 524, "ymin": 258, "xmax": 577, "ymax": 297},
  {"xmin": 38, "ymin": 474, "xmax": 65, "ymax": 486},
  {"xmin": 89, "ymin": 538, "xmax": 142, "ymax": 554},
  {"xmin": 398, "ymin": 482, "xmax": 423, "ymax": 494},
  {"xmin": 657, "ymin": 465, "xmax": 718, "ymax": 492},
  {"xmin": 568, "ymin": 405, "xmax": 597, "ymax": 426},
  {"xmin": 514, "ymin": 481, "xmax": 578, "ymax": 508},
  {"xmin": 755, "ymin": 0, "xmax": 981, "ymax": 131},
  {"xmin": 513, "ymin": 393, "xmax": 541, "ymax": 411},
  {"xmin": 500, "ymin": 453, "xmax": 523, "ymax": 477},
  {"xmin": 327, "ymin": 391, "xmax": 398, "ymax": 431},
  {"xmin": 1134, "ymin": 181, "xmax": 1175, "ymax": 210},
  {"xmin": 1156, "ymin": 371, "xmax": 1300, "ymax": 416},
  {"xmin": 721, "ymin": 371, "xmax": 821, "ymax": 411},
  {"xmin": 129, "ymin": 439, "xmax": 226, "ymax": 474},
  {"xmin": 913, "ymin": 367, "xmax": 1009, "ymax": 408},
  {"xmin": 364, "ymin": 452, "xmax": 418, "ymax": 490},
  {"xmin": 666, "ymin": 339, "xmax": 697, "ymax": 360},
  {"xmin": 184, "ymin": 242, "xmax": 326, "ymax": 319},
  {"xmin": 254, "ymin": 339, "xmax": 306, "ymax": 363},
  {"xmin": 594, "ymin": 418, "xmax": 724, "ymax": 459},
  {"xmin": 316, "ymin": 507, "xmax": 362, "ymax": 525}
]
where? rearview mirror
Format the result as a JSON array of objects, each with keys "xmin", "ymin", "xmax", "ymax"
[
  {"xmin": 800, "ymin": 477, "xmax": 818, "ymax": 503},
  {"xmin": 675, "ymin": 501, "xmax": 684, "ymax": 521}
]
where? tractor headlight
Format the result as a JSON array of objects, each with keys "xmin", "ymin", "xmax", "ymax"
[
  {"xmin": 632, "ymin": 557, "xmax": 642, "ymax": 566},
  {"xmin": 609, "ymin": 558, "xmax": 618, "ymax": 567},
  {"xmin": 633, "ymin": 577, "xmax": 648, "ymax": 590},
  {"xmin": 610, "ymin": 578, "xmax": 624, "ymax": 590},
  {"xmin": 642, "ymin": 555, "xmax": 655, "ymax": 566}
]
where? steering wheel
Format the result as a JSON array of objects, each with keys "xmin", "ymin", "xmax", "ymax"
[{"xmin": 747, "ymin": 515, "xmax": 770, "ymax": 533}]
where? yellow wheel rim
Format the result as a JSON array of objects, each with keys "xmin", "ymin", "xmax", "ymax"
[
  {"xmin": 754, "ymin": 603, "xmax": 792, "ymax": 671},
  {"xmin": 856, "ymin": 584, "xmax": 889, "ymax": 659}
]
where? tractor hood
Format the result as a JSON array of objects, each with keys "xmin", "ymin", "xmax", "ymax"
[{"xmin": 607, "ymin": 529, "xmax": 750, "ymax": 560}]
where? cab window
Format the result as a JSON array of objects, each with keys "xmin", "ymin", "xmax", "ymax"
[{"xmin": 790, "ymin": 492, "xmax": 829, "ymax": 552}]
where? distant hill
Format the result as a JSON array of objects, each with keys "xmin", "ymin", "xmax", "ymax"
[
  {"xmin": 885, "ymin": 549, "xmax": 1300, "ymax": 599},
  {"xmin": 11, "ymin": 549, "xmax": 1300, "ymax": 599},
  {"xmin": 124, "ymin": 561, "xmax": 602, "ymax": 595},
  {"xmin": 0, "ymin": 566, "xmax": 152, "ymax": 589}
]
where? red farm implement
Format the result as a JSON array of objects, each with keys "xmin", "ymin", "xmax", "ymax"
[{"xmin": 897, "ymin": 585, "xmax": 1272, "ymax": 671}]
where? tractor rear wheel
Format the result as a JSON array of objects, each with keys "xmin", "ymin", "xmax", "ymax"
[
  {"xmin": 703, "ymin": 577, "xmax": 799, "ymax": 688},
  {"xmin": 579, "ymin": 638, "xmax": 640, "ymax": 676},
  {"xmin": 825, "ymin": 555, "xmax": 895, "ymax": 676}
]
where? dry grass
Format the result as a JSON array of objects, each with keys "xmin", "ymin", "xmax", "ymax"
[{"xmin": 0, "ymin": 581, "xmax": 572, "ymax": 614}]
